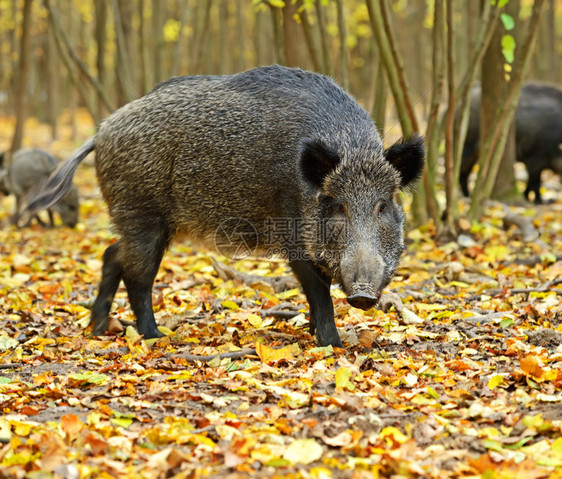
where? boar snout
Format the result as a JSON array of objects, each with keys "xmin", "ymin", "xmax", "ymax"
[
  {"xmin": 341, "ymin": 246, "xmax": 386, "ymax": 310},
  {"xmin": 347, "ymin": 291, "xmax": 379, "ymax": 310}
]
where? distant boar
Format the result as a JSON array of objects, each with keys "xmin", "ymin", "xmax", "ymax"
[
  {"xmin": 2, "ymin": 148, "xmax": 79, "ymax": 227},
  {"xmin": 24, "ymin": 65, "xmax": 424, "ymax": 347},
  {"xmin": 460, "ymin": 82, "xmax": 562, "ymax": 203}
]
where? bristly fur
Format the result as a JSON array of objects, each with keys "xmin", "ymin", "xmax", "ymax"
[{"xmin": 20, "ymin": 65, "xmax": 425, "ymax": 347}]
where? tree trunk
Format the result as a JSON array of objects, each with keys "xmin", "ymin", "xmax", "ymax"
[
  {"xmin": 283, "ymin": 1, "xmax": 303, "ymax": 68},
  {"xmin": 443, "ymin": 0, "xmax": 456, "ymax": 234},
  {"xmin": 11, "ymin": 0, "xmax": 34, "ymax": 155},
  {"xmin": 423, "ymin": 0, "xmax": 446, "ymax": 230},
  {"xmin": 269, "ymin": 5, "xmax": 285, "ymax": 64},
  {"xmin": 95, "ymin": 0, "xmax": 108, "ymax": 119},
  {"xmin": 315, "ymin": 0, "xmax": 332, "ymax": 75},
  {"xmin": 236, "ymin": 0, "xmax": 246, "ymax": 72},
  {"xmin": 193, "ymin": 0, "xmax": 213, "ymax": 74},
  {"xmin": 481, "ymin": 0, "xmax": 520, "ymax": 202},
  {"xmin": 152, "ymin": 0, "xmax": 164, "ymax": 83},
  {"xmin": 299, "ymin": 1, "xmax": 321, "ymax": 72},
  {"xmin": 334, "ymin": 0, "xmax": 348, "ymax": 90},
  {"xmin": 470, "ymin": 0, "xmax": 546, "ymax": 219},
  {"xmin": 115, "ymin": 0, "xmax": 137, "ymax": 103},
  {"xmin": 46, "ymin": 17, "xmax": 59, "ymax": 139}
]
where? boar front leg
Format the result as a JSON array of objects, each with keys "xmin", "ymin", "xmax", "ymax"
[{"xmin": 290, "ymin": 259, "xmax": 342, "ymax": 348}]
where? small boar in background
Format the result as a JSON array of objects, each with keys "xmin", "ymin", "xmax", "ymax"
[
  {"xmin": 23, "ymin": 65, "xmax": 424, "ymax": 347},
  {"xmin": 1, "ymin": 148, "xmax": 79, "ymax": 227}
]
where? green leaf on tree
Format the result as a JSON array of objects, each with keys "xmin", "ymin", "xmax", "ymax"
[
  {"xmin": 501, "ymin": 34, "xmax": 515, "ymax": 64},
  {"xmin": 500, "ymin": 13, "xmax": 515, "ymax": 31},
  {"xmin": 493, "ymin": 0, "xmax": 510, "ymax": 8}
]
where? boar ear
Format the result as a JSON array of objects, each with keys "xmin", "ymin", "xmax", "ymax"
[
  {"xmin": 300, "ymin": 139, "xmax": 341, "ymax": 189},
  {"xmin": 384, "ymin": 135, "xmax": 425, "ymax": 189}
]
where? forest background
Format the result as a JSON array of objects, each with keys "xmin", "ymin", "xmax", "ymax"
[{"xmin": 1, "ymin": 1, "xmax": 562, "ymax": 478}]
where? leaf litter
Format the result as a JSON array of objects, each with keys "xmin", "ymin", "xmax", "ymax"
[{"xmin": 0, "ymin": 124, "xmax": 561, "ymax": 478}]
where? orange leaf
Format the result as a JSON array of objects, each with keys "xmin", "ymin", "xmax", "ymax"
[
  {"xmin": 520, "ymin": 354, "xmax": 546, "ymax": 381},
  {"xmin": 61, "ymin": 414, "xmax": 83, "ymax": 442}
]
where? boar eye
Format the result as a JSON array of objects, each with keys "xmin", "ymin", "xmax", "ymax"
[
  {"xmin": 378, "ymin": 202, "xmax": 387, "ymax": 215},
  {"xmin": 330, "ymin": 202, "xmax": 345, "ymax": 216}
]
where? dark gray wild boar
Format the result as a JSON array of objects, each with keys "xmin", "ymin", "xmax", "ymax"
[
  {"xmin": 23, "ymin": 65, "xmax": 424, "ymax": 347},
  {"xmin": 2, "ymin": 148, "xmax": 79, "ymax": 227},
  {"xmin": 460, "ymin": 82, "xmax": 562, "ymax": 203}
]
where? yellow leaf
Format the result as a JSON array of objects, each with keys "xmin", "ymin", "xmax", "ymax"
[
  {"xmin": 247, "ymin": 313, "xmax": 263, "ymax": 328},
  {"xmin": 0, "ymin": 419, "xmax": 11, "ymax": 443},
  {"xmin": 157, "ymin": 326, "xmax": 174, "ymax": 336},
  {"xmin": 221, "ymin": 300, "xmax": 239, "ymax": 310},
  {"xmin": 552, "ymin": 437, "xmax": 562, "ymax": 454},
  {"xmin": 283, "ymin": 391, "xmax": 310, "ymax": 409},
  {"xmin": 256, "ymin": 343, "xmax": 300, "ymax": 363},
  {"xmin": 283, "ymin": 438, "xmax": 323, "ymax": 465},
  {"xmin": 484, "ymin": 245, "xmax": 509, "ymax": 261},
  {"xmin": 488, "ymin": 374, "xmax": 505, "ymax": 390},
  {"xmin": 335, "ymin": 367, "xmax": 355, "ymax": 391},
  {"xmin": 277, "ymin": 288, "xmax": 300, "ymax": 300},
  {"xmin": 523, "ymin": 414, "xmax": 545, "ymax": 429},
  {"xmin": 380, "ymin": 426, "xmax": 409, "ymax": 445},
  {"xmin": 163, "ymin": 19, "xmax": 181, "ymax": 42}
]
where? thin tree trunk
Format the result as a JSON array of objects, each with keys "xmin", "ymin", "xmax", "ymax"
[
  {"xmin": 113, "ymin": 0, "xmax": 135, "ymax": 104},
  {"xmin": 46, "ymin": 0, "xmax": 99, "ymax": 124},
  {"xmin": 139, "ymin": 0, "xmax": 152, "ymax": 93},
  {"xmin": 152, "ymin": 0, "xmax": 164, "ymax": 83},
  {"xmin": 171, "ymin": 1, "xmax": 190, "ymax": 76},
  {"xmin": 470, "ymin": 0, "xmax": 546, "ymax": 219},
  {"xmin": 378, "ymin": 0, "xmax": 419, "ymax": 133},
  {"xmin": 372, "ymin": 62, "xmax": 387, "ymax": 136},
  {"xmin": 546, "ymin": 0, "xmax": 558, "ymax": 81},
  {"xmin": 315, "ymin": 0, "xmax": 332, "ymax": 76},
  {"xmin": 95, "ymin": 0, "xmax": 108, "ymax": 119},
  {"xmin": 423, "ymin": 0, "xmax": 446, "ymax": 229},
  {"xmin": 283, "ymin": 1, "xmax": 302, "ymax": 67},
  {"xmin": 194, "ymin": 0, "xmax": 213, "ymax": 73},
  {"xmin": 46, "ymin": 18, "xmax": 59, "ymax": 139},
  {"xmin": 299, "ymin": 2, "xmax": 321, "ymax": 72},
  {"xmin": 115, "ymin": 0, "xmax": 137, "ymax": 102},
  {"xmin": 365, "ymin": 0, "xmax": 415, "ymax": 137},
  {"xmin": 490, "ymin": 0, "xmax": 520, "ymax": 201},
  {"xmin": 46, "ymin": 0, "xmax": 113, "ymax": 115},
  {"xmin": 11, "ymin": 0, "xmax": 34, "ymax": 155},
  {"xmin": 236, "ymin": 0, "xmax": 246, "ymax": 71},
  {"xmin": 443, "ymin": 0, "xmax": 456, "ymax": 235},
  {"xmin": 334, "ymin": 0, "xmax": 348, "ymax": 90},
  {"xmin": 269, "ymin": 4, "xmax": 285, "ymax": 64},
  {"xmin": 450, "ymin": 1, "xmax": 501, "ymax": 200}
]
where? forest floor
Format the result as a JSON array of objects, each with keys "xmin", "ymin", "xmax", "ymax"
[{"xmin": 0, "ymin": 115, "xmax": 561, "ymax": 478}]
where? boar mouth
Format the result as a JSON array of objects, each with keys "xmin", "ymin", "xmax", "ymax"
[{"xmin": 346, "ymin": 283, "xmax": 381, "ymax": 310}]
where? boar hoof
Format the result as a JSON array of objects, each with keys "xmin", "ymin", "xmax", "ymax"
[{"xmin": 139, "ymin": 325, "xmax": 165, "ymax": 339}]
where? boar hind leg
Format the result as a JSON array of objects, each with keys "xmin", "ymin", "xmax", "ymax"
[
  {"xmin": 290, "ymin": 260, "xmax": 342, "ymax": 348},
  {"xmin": 119, "ymin": 228, "xmax": 169, "ymax": 339},
  {"xmin": 91, "ymin": 241, "xmax": 124, "ymax": 336}
]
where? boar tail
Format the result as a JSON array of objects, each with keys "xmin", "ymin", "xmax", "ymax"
[{"xmin": 18, "ymin": 138, "xmax": 95, "ymax": 223}]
